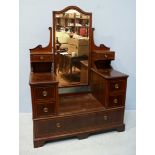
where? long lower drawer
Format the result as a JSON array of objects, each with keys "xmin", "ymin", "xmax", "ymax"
[{"xmin": 34, "ymin": 108, "xmax": 124, "ymax": 138}]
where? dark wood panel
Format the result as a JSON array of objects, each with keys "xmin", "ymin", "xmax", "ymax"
[
  {"xmin": 31, "ymin": 62, "xmax": 53, "ymax": 73},
  {"xmin": 90, "ymin": 69, "xmax": 106, "ymax": 106}
]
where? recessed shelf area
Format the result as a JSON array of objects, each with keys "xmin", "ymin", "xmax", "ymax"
[{"xmin": 59, "ymin": 93, "xmax": 104, "ymax": 115}]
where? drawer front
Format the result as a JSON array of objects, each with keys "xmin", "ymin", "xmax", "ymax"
[
  {"xmin": 92, "ymin": 52, "xmax": 115, "ymax": 60},
  {"xmin": 34, "ymin": 86, "xmax": 56, "ymax": 102},
  {"xmin": 36, "ymin": 103, "xmax": 55, "ymax": 117},
  {"xmin": 34, "ymin": 109, "xmax": 124, "ymax": 138},
  {"xmin": 30, "ymin": 54, "xmax": 53, "ymax": 62},
  {"xmin": 108, "ymin": 94, "xmax": 125, "ymax": 108},
  {"xmin": 109, "ymin": 79, "xmax": 126, "ymax": 93}
]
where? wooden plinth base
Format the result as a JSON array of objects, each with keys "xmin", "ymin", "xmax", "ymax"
[
  {"xmin": 33, "ymin": 124, "xmax": 125, "ymax": 148},
  {"xmin": 34, "ymin": 140, "xmax": 45, "ymax": 148},
  {"xmin": 116, "ymin": 124, "xmax": 125, "ymax": 132}
]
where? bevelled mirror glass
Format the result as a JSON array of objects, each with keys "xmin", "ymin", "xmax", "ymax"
[{"xmin": 53, "ymin": 6, "xmax": 92, "ymax": 87}]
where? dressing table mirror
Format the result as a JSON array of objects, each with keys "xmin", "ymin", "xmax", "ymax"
[
  {"xmin": 53, "ymin": 6, "xmax": 92, "ymax": 87},
  {"xmin": 29, "ymin": 6, "xmax": 128, "ymax": 148}
]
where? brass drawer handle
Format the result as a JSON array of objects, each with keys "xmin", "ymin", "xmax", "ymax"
[
  {"xmin": 43, "ymin": 107, "xmax": 48, "ymax": 113},
  {"xmin": 114, "ymin": 98, "xmax": 118, "ymax": 104},
  {"xmin": 114, "ymin": 83, "xmax": 119, "ymax": 89},
  {"xmin": 40, "ymin": 56, "xmax": 44, "ymax": 60},
  {"xmin": 56, "ymin": 123, "xmax": 61, "ymax": 128},
  {"xmin": 42, "ymin": 90, "xmax": 48, "ymax": 97},
  {"xmin": 104, "ymin": 115, "xmax": 108, "ymax": 120},
  {"xmin": 104, "ymin": 54, "xmax": 108, "ymax": 58}
]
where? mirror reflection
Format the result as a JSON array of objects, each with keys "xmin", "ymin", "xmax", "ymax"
[{"xmin": 54, "ymin": 9, "xmax": 90, "ymax": 87}]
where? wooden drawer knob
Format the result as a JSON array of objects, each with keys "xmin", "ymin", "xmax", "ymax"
[
  {"xmin": 104, "ymin": 54, "xmax": 108, "ymax": 58},
  {"xmin": 40, "ymin": 56, "xmax": 44, "ymax": 60},
  {"xmin": 43, "ymin": 107, "xmax": 48, "ymax": 113},
  {"xmin": 104, "ymin": 115, "xmax": 108, "ymax": 120},
  {"xmin": 42, "ymin": 90, "xmax": 48, "ymax": 97},
  {"xmin": 114, "ymin": 83, "xmax": 119, "ymax": 89},
  {"xmin": 56, "ymin": 122, "xmax": 61, "ymax": 128},
  {"xmin": 114, "ymin": 98, "xmax": 118, "ymax": 104}
]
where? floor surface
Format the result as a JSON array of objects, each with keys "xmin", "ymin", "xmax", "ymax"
[{"xmin": 19, "ymin": 110, "xmax": 136, "ymax": 155}]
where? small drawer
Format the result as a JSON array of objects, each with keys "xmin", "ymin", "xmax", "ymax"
[
  {"xmin": 102, "ymin": 53, "xmax": 114, "ymax": 60},
  {"xmin": 36, "ymin": 103, "xmax": 55, "ymax": 117},
  {"xmin": 108, "ymin": 94, "xmax": 125, "ymax": 108},
  {"xmin": 34, "ymin": 86, "xmax": 56, "ymax": 102},
  {"xmin": 92, "ymin": 52, "xmax": 115, "ymax": 61},
  {"xmin": 95, "ymin": 108, "xmax": 124, "ymax": 124},
  {"xmin": 30, "ymin": 54, "xmax": 53, "ymax": 62},
  {"xmin": 109, "ymin": 79, "xmax": 126, "ymax": 92}
]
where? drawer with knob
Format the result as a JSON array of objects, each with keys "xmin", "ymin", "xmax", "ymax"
[
  {"xmin": 36, "ymin": 103, "xmax": 55, "ymax": 117},
  {"xmin": 92, "ymin": 51, "xmax": 115, "ymax": 61},
  {"xmin": 102, "ymin": 53, "xmax": 114, "ymax": 60},
  {"xmin": 34, "ymin": 108, "xmax": 124, "ymax": 138},
  {"xmin": 33, "ymin": 86, "xmax": 56, "ymax": 102},
  {"xmin": 30, "ymin": 54, "xmax": 53, "ymax": 62},
  {"xmin": 107, "ymin": 94, "xmax": 125, "ymax": 108},
  {"xmin": 109, "ymin": 79, "xmax": 126, "ymax": 93}
]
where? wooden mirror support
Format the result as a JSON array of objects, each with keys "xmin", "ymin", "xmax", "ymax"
[{"xmin": 29, "ymin": 6, "xmax": 129, "ymax": 148}]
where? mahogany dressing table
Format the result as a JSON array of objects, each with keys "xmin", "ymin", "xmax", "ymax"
[{"xmin": 29, "ymin": 6, "xmax": 128, "ymax": 148}]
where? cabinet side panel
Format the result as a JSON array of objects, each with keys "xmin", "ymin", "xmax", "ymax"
[{"xmin": 90, "ymin": 70, "xmax": 106, "ymax": 106}]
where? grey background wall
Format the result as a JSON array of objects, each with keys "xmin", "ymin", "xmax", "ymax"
[{"xmin": 19, "ymin": 0, "xmax": 136, "ymax": 112}]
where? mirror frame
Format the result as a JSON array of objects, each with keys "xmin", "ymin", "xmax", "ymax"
[{"xmin": 53, "ymin": 6, "xmax": 92, "ymax": 88}]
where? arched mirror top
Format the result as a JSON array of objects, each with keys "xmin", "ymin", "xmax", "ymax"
[{"xmin": 53, "ymin": 6, "xmax": 92, "ymax": 16}]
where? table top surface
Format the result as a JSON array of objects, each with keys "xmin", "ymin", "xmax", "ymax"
[
  {"xmin": 91, "ymin": 68, "xmax": 129, "ymax": 79},
  {"xmin": 29, "ymin": 72, "xmax": 58, "ymax": 85}
]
